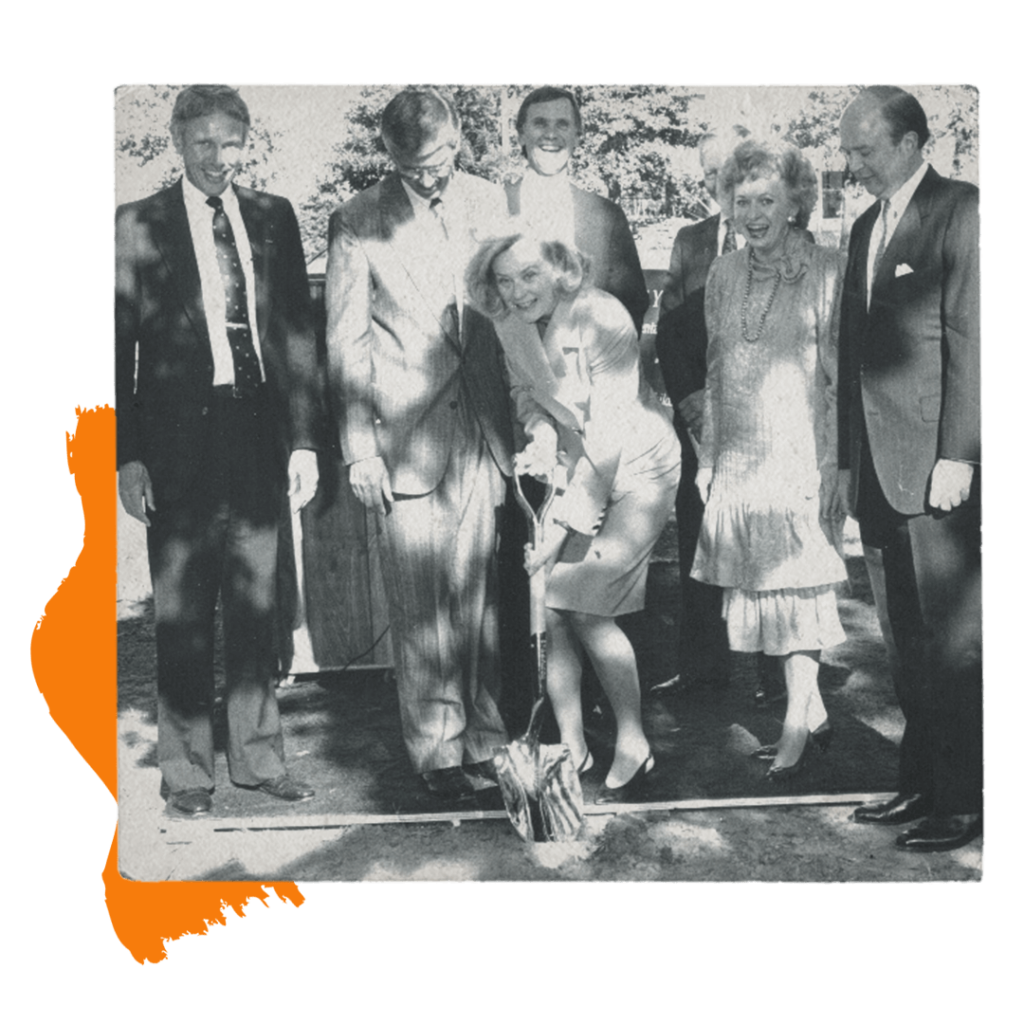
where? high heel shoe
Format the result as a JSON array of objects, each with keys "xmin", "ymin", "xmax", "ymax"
[
  {"xmin": 765, "ymin": 738, "xmax": 815, "ymax": 783},
  {"xmin": 575, "ymin": 749, "xmax": 595, "ymax": 775},
  {"xmin": 752, "ymin": 719, "xmax": 833, "ymax": 761},
  {"xmin": 594, "ymin": 754, "xmax": 654, "ymax": 804}
]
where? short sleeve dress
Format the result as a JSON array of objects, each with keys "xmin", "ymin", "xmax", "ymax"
[{"xmin": 690, "ymin": 234, "xmax": 847, "ymax": 655}]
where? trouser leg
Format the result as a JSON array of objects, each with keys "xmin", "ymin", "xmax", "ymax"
[
  {"xmin": 906, "ymin": 504, "xmax": 982, "ymax": 814},
  {"xmin": 149, "ymin": 498, "xmax": 223, "ymax": 793},
  {"xmin": 221, "ymin": 513, "xmax": 286, "ymax": 786},
  {"xmin": 378, "ymin": 424, "xmax": 506, "ymax": 773}
]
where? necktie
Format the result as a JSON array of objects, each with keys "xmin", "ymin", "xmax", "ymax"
[
  {"xmin": 872, "ymin": 199, "xmax": 890, "ymax": 283},
  {"xmin": 430, "ymin": 197, "xmax": 460, "ymax": 346},
  {"xmin": 429, "ymin": 196, "xmax": 449, "ymax": 240},
  {"xmin": 721, "ymin": 222, "xmax": 737, "ymax": 255},
  {"xmin": 207, "ymin": 195, "xmax": 262, "ymax": 394}
]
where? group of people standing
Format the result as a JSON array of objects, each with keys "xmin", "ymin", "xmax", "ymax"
[{"xmin": 117, "ymin": 83, "xmax": 980, "ymax": 854}]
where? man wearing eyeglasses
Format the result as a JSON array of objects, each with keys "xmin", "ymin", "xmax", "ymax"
[{"xmin": 326, "ymin": 88, "xmax": 514, "ymax": 803}]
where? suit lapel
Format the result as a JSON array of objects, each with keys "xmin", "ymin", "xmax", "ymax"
[
  {"xmin": 236, "ymin": 187, "xmax": 270, "ymax": 343},
  {"xmin": 855, "ymin": 202, "xmax": 881, "ymax": 307},
  {"xmin": 871, "ymin": 168, "xmax": 935, "ymax": 306},
  {"xmin": 701, "ymin": 214, "xmax": 720, "ymax": 270},
  {"xmin": 152, "ymin": 181, "xmax": 212, "ymax": 358},
  {"xmin": 378, "ymin": 173, "xmax": 461, "ymax": 352},
  {"xmin": 498, "ymin": 300, "xmax": 583, "ymax": 432}
]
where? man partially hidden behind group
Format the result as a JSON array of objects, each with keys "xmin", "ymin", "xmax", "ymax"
[
  {"xmin": 326, "ymin": 89, "xmax": 514, "ymax": 803},
  {"xmin": 116, "ymin": 85, "xmax": 324, "ymax": 816},
  {"xmin": 838, "ymin": 86, "xmax": 981, "ymax": 852}
]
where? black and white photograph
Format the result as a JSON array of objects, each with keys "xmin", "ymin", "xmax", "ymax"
[{"xmin": 113, "ymin": 82, "xmax": 982, "ymax": 882}]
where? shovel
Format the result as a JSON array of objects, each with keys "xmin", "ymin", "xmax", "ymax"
[{"xmin": 494, "ymin": 469, "xmax": 585, "ymax": 842}]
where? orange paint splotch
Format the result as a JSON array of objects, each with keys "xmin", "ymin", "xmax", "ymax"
[{"xmin": 31, "ymin": 405, "xmax": 304, "ymax": 963}]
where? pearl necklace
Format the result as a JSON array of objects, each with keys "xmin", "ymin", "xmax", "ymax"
[{"xmin": 740, "ymin": 251, "xmax": 782, "ymax": 344}]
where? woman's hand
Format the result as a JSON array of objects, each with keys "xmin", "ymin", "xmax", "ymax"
[
  {"xmin": 515, "ymin": 436, "xmax": 559, "ymax": 482},
  {"xmin": 695, "ymin": 467, "xmax": 714, "ymax": 505},
  {"xmin": 524, "ymin": 522, "xmax": 569, "ymax": 576}
]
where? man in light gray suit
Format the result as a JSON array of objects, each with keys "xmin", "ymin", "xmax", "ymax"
[{"xmin": 326, "ymin": 89, "xmax": 514, "ymax": 802}]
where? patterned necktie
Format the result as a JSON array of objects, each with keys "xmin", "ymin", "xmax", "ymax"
[
  {"xmin": 872, "ymin": 199, "xmax": 890, "ymax": 283},
  {"xmin": 721, "ymin": 222, "xmax": 737, "ymax": 255},
  {"xmin": 207, "ymin": 195, "xmax": 262, "ymax": 393}
]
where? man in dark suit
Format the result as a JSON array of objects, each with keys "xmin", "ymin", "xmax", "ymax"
[
  {"xmin": 326, "ymin": 89, "xmax": 514, "ymax": 803},
  {"xmin": 504, "ymin": 86, "xmax": 648, "ymax": 334},
  {"xmin": 838, "ymin": 86, "xmax": 981, "ymax": 852},
  {"xmin": 117, "ymin": 85, "xmax": 324, "ymax": 816}
]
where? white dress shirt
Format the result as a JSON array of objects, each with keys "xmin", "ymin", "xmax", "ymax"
[
  {"xmin": 181, "ymin": 175, "xmax": 265, "ymax": 385},
  {"xmin": 518, "ymin": 167, "xmax": 577, "ymax": 247},
  {"xmin": 867, "ymin": 160, "xmax": 929, "ymax": 308}
]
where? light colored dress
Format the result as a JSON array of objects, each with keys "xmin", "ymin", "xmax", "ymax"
[
  {"xmin": 496, "ymin": 287, "xmax": 681, "ymax": 616},
  {"xmin": 691, "ymin": 234, "xmax": 847, "ymax": 654}
]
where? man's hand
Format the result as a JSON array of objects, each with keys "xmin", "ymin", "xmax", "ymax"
[
  {"xmin": 928, "ymin": 458, "xmax": 974, "ymax": 513},
  {"xmin": 288, "ymin": 449, "xmax": 320, "ymax": 513},
  {"xmin": 119, "ymin": 460, "xmax": 155, "ymax": 526},
  {"xmin": 695, "ymin": 466, "xmax": 713, "ymax": 505},
  {"xmin": 678, "ymin": 390, "xmax": 704, "ymax": 441},
  {"xmin": 349, "ymin": 456, "xmax": 393, "ymax": 514}
]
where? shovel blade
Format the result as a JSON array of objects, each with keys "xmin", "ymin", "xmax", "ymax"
[{"xmin": 495, "ymin": 740, "xmax": 585, "ymax": 843}]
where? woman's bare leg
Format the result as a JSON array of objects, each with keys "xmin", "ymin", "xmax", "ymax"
[
  {"xmin": 771, "ymin": 650, "xmax": 825, "ymax": 769},
  {"xmin": 569, "ymin": 611, "xmax": 651, "ymax": 787},
  {"xmin": 544, "ymin": 607, "xmax": 588, "ymax": 769}
]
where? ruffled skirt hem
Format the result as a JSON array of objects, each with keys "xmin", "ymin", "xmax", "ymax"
[{"xmin": 721, "ymin": 584, "xmax": 846, "ymax": 655}]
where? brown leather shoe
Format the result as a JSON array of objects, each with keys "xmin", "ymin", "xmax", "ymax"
[
  {"xmin": 895, "ymin": 814, "xmax": 982, "ymax": 852},
  {"xmin": 256, "ymin": 775, "xmax": 315, "ymax": 802},
  {"xmin": 167, "ymin": 788, "xmax": 213, "ymax": 815},
  {"xmin": 854, "ymin": 793, "xmax": 932, "ymax": 825}
]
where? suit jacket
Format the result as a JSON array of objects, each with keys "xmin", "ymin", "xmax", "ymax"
[
  {"xmin": 505, "ymin": 179, "xmax": 649, "ymax": 336},
  {"xmin": 115, "ymin": 179, "xmax": 323, "ymax": 503},
  {"xmin": 661, "ymin": 213, "xmax": 721, "ymax": 314},
  {"xmin": 838, "ymin": 167, "xmax": 980, "ymax": 515},
  {"xmin": 497, "ymin": 287, "xmax": 676, "ymax": 534},
  {"xmin": 326, "ymin": 172, "xmax": 514, "ymax": 495}
]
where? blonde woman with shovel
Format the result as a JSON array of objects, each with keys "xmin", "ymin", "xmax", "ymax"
[{"xmin": 467, "ymin": 233, "xmax": 680, "ymax": 802}]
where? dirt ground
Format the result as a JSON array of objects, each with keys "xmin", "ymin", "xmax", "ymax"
[{"xmin": 117, "ymin": 520, "xmax": 981, "ymax": 883}]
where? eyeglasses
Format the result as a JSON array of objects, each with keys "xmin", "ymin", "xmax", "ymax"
[{"xmin": 394, "ymin": 145, "xmax": 457, "ymax": 183}]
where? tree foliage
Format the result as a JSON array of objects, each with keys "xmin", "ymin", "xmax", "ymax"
[
  {"xmin": 114, "ymin": 85, "xmax": 980, "ymax": 261},
  {"xmin": 115, "ymin": 84, "xmax": 281, "ymax": 202}
]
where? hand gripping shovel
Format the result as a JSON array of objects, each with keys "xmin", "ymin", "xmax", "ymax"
[{"xmin": 494, "ymin": 469, "xmax": 585, "ymax": 842}]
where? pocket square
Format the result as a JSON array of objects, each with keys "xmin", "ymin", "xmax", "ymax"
[{"xmin": 895, "ymin": 263, "xmax": 914, "ymax": 277}]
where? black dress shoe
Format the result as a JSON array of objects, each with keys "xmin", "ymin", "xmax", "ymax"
[
  {"xmin": 167, "ymin": 788, "xmax": 213, "ymax": 816},
  {"xmin": 255, "ymin": 774, "xmax": 315, "ymax": 802},
  {"xmin": 594, "ymin": 754, "xmax": 654, "ymax": 804},
  {"xmin": 421, "ymin": 766, "xmax": 477, "ymax": 801},
  {"xmin": 854, "ymin": 792, "xmax": 932, "ymax": 825},
  {"xmin": 895, "ymin": 814, "xmax": 982, "ymax": 852}
]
